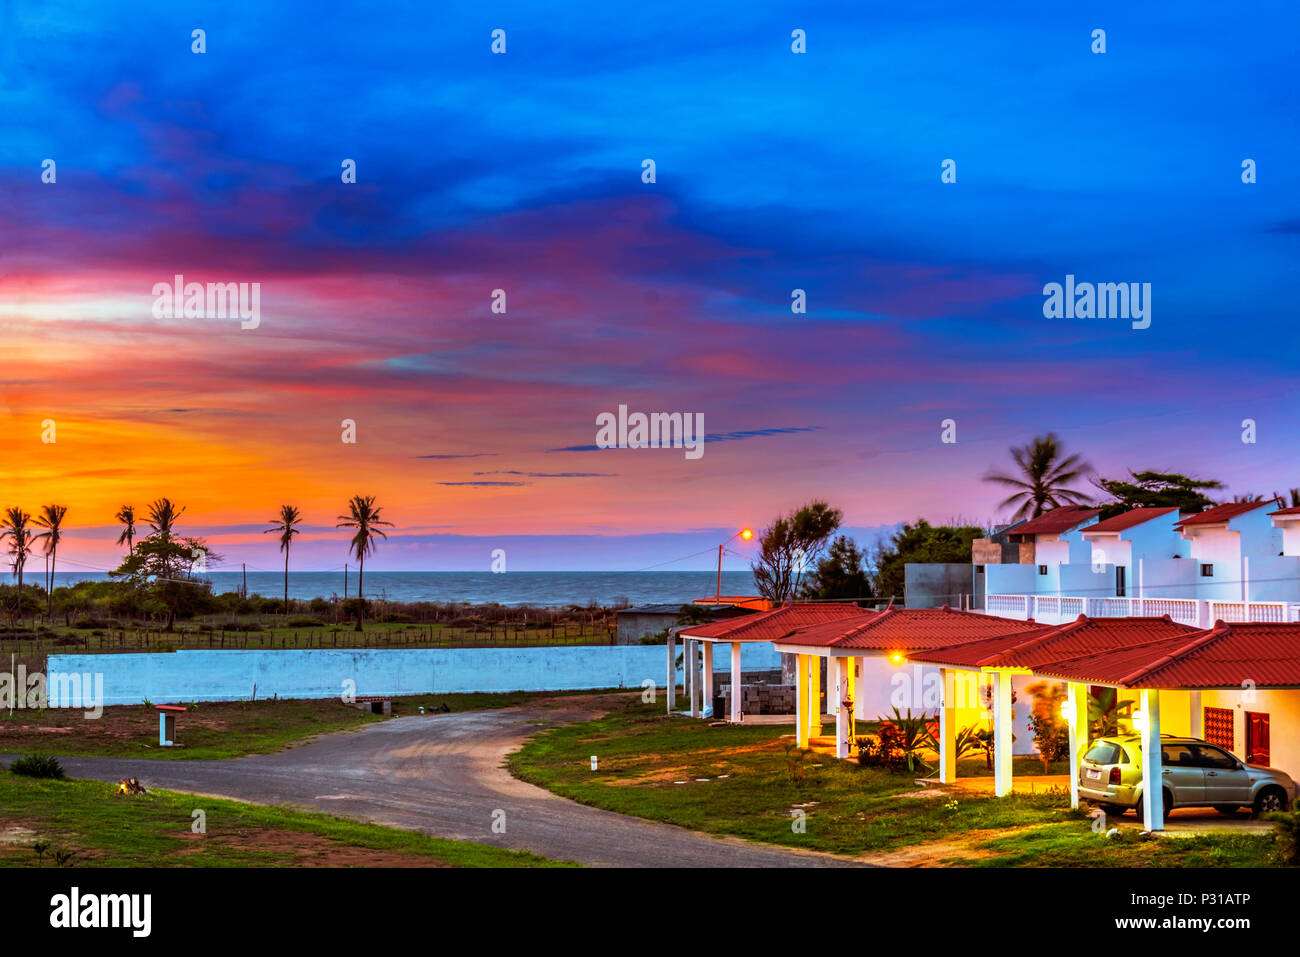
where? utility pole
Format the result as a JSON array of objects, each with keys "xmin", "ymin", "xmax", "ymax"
[
  {"xmin": 242, "ymin": 562, "xmax": 247, "ymax": 598},
  {"xmin": 344, "ymin": 564, "xmax": 349, "ymax": 599}
]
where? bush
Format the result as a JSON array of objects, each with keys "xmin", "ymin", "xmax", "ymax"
[
  {"xmin": 10, "ymin": 755, "xmax": 65, "ymax": 779},
  {"xmin": 286, "ymin": 616, "xmax": 325, "ymax": 627}
]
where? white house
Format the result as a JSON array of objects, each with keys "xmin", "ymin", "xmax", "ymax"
[
  {"xmin": 1174, "ymin": 500, "xmax": 1286, "ymax": 602},
  {"xmin": 1079, "ymin": 506, "xmax": 1189, "ymax": 600},
  {"xmin": 1271, "ymin": 506, "xmax": 1300, "ymax": 557},
  {"xmin": 982, "ymin": 505, "xmax": 1101, "ymax": 601}
]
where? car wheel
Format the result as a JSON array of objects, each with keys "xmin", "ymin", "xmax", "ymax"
[
  {"xmin": 1215, "ymin": 805, "xmax": 1241, "ymax": 816},
  {"xmin": 1253, "ymin": 787, "xmax": 1289, "ymax": 817},
  {"xmin": 1101, "ymin": 803, "xmax": 1126, "ymax": 816},
  {"xmin": 1134, "ymin": 793, "xmax": 1173, "ymax": 824}
]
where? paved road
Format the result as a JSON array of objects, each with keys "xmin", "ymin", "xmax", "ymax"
[{"xmin": 11, "ymin": 695, "xmax": 863, "ymax": 867}]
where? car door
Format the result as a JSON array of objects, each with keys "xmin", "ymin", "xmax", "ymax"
[
  {"xmin": 1159, "ymin": 744, "xmax": 1205, "ymax": 806},
  {"xmin": 1192, "ymin": 744, "xmax": 1253, "ymax": 804}
]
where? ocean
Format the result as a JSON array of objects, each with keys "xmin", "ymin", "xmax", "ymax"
[{"xmin": 44, "ymin": 570, "xmax": 758, "ymax": 608}]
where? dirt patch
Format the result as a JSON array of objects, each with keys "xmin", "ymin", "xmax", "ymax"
[
  {"xmin": 169, "ymin": 827, "xmax": 448, "ymax": 867},
  {"xmin": 854, "ymin": 826, "xmax": 1040, "ymax": 867}
]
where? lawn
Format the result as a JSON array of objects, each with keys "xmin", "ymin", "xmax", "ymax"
[
  {"xmin": 508, "ymin": 698, "xmax": 1282, "ymax": 866},
  {"xmin": 0, "ymin": 772, "xmax": 569, "ymax": 867},
  {"xmin": 1, "ymin": 688, "xmax": 616, "ymax": 760}
]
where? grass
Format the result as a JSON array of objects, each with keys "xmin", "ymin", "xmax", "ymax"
[
  {"xmin": 0, "ymin": 772, "xmax": 570, "ymax": 867},
  {"xmin": 1, "ymin": 688, "xmax": 618, "ymax": 761},
  {"xmin": 509, "ymin": 698, "xmax": 1282, "ymax": 866}
]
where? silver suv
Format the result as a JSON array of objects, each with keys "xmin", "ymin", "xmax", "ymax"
[{"xmin": 1079, "ymin": 733, "xmax": 1297, "ymax": 821}]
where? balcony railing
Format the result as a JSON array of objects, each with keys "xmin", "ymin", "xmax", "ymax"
[{"xmin": 985, "ymin": 594, "xmax": 1300, "ymax": 628}]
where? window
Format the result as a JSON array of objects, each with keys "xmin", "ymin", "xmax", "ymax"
[
  {"xmin": 1200, "ymin": 564, "xmax": 1214, "ymax": 577},
  {"xmin": 1160, "ymin": 744, "xmax": 1197, "ymax": 766},
  {"xmin": 975, "ymin": 565, "xmax": 984, "ymax": 574},
  {"xmin": 1204, "ymin": 707, "xmax": 1234, "ymax": 749},
  {"xmin": 1115, "ymin": 565, "xmax": 1126, "ymax": 597},
  {"xmin": 1038, "ymin": 564, "xmax": 1048, "ymax": 575},
  {"xmin": 1190, "ymin": 745, "xmax": 1238, "ymax": 770},
  {"xmin": 1084, "ymin": 741, "xmax": 1128, "ymax": 765}
]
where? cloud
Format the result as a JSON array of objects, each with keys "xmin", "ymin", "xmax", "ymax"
[{"xmin": 472, "ymin": 470, "xmax": 617, "ymax": 478}]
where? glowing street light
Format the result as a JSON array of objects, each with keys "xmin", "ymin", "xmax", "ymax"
[{"xmin": 715, "ymin": 528, "xmax": 754, "ymax": 601}]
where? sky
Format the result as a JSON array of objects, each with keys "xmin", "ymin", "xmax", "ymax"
[{"xmin": 1, "ymin": 0, "xmax": 1298, "ymax": 573}]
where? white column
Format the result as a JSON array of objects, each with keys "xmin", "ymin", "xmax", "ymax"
[
  {"xmin": 828, "ymin": 657, "xmax": 841, "ymax": 715},
  {"xmin": 667, "ymin": 633, "xmax": 676, "ymax": 714},
  {"xmin": 795, "ymin": 654, "xmax": 808, "ymax": 748},
  {"xmin": 1066, "ymin": 681, "xmax": 1088, "ymax": 808},
  {"xmin": 1140, "ymin": 689, "xmax": 1164, "ymax": 831},
  {"xmin": 939, "ymin": 668, "xmax": 956, "ymax": 783},
  {"xmin": 702, "ymin": 641, "xmax": 714, "ymax": 715},
  {"xmin": 729, "ymin": 642, "xmax": 742, "ymax": 723},
  {"xmin": 994, "ymin": 671, "xmax": 1014, "ymax": 797},
  {"xmin": 835, "ymin": 657, "xmax": 850, "ymax": 758},
  {"xmin": 687, "ymin": 640, "xmax": 699, "ymax": 717},
  {"xmin": 1189, "ymin": 690, "xmax": 1203, "ymax": 738}
]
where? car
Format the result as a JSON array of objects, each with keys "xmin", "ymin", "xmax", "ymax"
[{"xmin": 1078, "ymin": 733, "xmax": 1297, "ymax": 821}]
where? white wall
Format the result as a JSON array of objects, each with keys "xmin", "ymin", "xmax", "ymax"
[{"xmin": 48, "ymin": 643, "xmax": 783, "ymax": 706}]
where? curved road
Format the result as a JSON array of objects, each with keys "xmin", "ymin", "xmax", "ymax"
[{"xmin": 14, "ymin": 694, "xmax": 863, "ymax": 868}]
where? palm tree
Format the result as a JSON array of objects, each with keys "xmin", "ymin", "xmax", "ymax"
[
  {"xmin": 33, "ymin": 504, "xmax": 68, "ymax": 618},
  {"xmin": 1, "ymin": 507, "xmax": 34, "ymax": 622},
  {"xmin": 264, "ymin": 505, "xmax": 302, "ymax": 617},
  {"xmin": 983, "ymin": 433, "xmax": 1094, "ymax": 521},
  {"xmin": 115, "ymin": 505, "xmax": 137, "ymax": 555},
  {"xmin": 147, "ymin": 497, "xmax": 185, "ymax": 540},
  {"xmin": 336, "ymin": 495, "xmax": 393, "ymax": 631}
]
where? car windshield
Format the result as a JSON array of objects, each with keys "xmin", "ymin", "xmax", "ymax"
[{"xmin": 1085, "ymin": 741, "xmax": 1124, "ymax": 764}]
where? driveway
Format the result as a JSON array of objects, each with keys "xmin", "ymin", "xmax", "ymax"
[{"xmin": 9, "ymin": 694, "xmax": 864, "ymax": 868}]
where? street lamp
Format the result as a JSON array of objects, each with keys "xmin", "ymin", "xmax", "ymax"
[{"xmin": 715, "ymin": 528, "xmax": 753, "ymax": 601}]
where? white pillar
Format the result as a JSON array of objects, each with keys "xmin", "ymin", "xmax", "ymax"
[
  {"xmin": 1066, "ymin": 681, "xmax": 1088, "ymax": 808},
  {"xmin": 939, "ymin": 668, "xmax": 956, "ymax": 783},
  {"xmin": 834, "ymin": 658, "xmax": 850, "ymax": 758},
  {"xmin": 667, "ymin": 633, "xmax": 676, "ymax": 714},
  {"xmin": 1140, "ymin": 688, "xmax": 1164, "ymax": 831},
  {"xmin": 1189, "ymin": 690, "xmax": 1203, "ymax": 738},
  {"xmin": 994, "ymin": 671, "xmax": 1013, "ymax": 797},
  {"xmin": 795, "ymin": 654, "xmax": 809, "ymax": 748},
  {"xmin": 853, "ymin": 658, "xmax": 867, "ymax": 721},
  {"xmin": 730, "ymin": 642, "xmax": 742, "ymax": 723},
  {"xmin": 687, "ymin": 640, "xmax": 699, "ymax": 717},
  {"xmin": 702, "ymin": 641, "xmax": 714, "ymax": 716},
  {"xmin": 828, "ymin": 657, "xmax": 841, "ymax": 715}
]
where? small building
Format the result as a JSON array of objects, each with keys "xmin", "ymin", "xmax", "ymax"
[{"xmin": 615, "ymin": 601, "xmax": 758, "ymax": 645}]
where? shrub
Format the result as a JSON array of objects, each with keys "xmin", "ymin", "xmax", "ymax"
[
  {"xmin": 286, "ymin": 616, "xmax": 325, "ymax": 627},
  {"xmin": 10, "ymin": 755, "xmax": 66, "ymax": 779}
]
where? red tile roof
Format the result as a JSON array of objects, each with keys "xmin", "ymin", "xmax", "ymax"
[
  {"xmin": 678, "ymin": 602, "xmax": 869, "ymax": 641},
  {"xmin": 1035, "ymin": 621, "xmax": 1300, "ymax": 689},
  {"xmin": 772, "ymin": 606, "xmax": 1044, "ymax": 652},
  {"xmin": 1174, "ymin": 500, "xmax": 1277, "ymax": 528},
  {"xmin": 1082, "ymin": 507, "xmax": 1180, "ymax": 534},
  {"xmin": 914, "ymin": 616, "xmax": 1198, "ymax": 669},
  {"xmin": 1271, "ymin": 506, "xmax": 1300, "ymax": 517},
  {"xmin": 1004, "ymin": 506, "xmax": 1101, "ymax": 538}
]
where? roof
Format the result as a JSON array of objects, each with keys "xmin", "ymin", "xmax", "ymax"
[
  {"xmin": 1174, "ymin": 500, "xmax": 1277, "ymax": 528},
  {"xmin": 1271, "ymin": 506, "xmax": 1300, "ymax": 518},
  {"xmin": 678, "ymin": 602, "xmax": 869, "ymax": 641},
  {"xmin": 1082, "ymin": 507, "xmax": 1180, "ymax": 534},
  {"xmin": 1004, "ymin": 506, "xmax": 1101, "ymax": 538},
  {"xmin": 914, "ymin": 615, "xmax": 1199, "ymax": 669},
  {"xmin": 772, "ymin": 606, "xmax": 1044, "ymax": 652},
  {"xmin": 1037, "ymin": 621, "xmax": 1300, "ymax": 690}
]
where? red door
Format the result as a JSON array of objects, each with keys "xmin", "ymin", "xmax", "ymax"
[{"xmin": 1245, "ymin": 711, "xmax": 1270, "ymax": 766}]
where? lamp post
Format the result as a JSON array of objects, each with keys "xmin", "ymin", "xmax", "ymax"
[{"xmin": 715, "ymin": 528, "xmax": 754, "ymax": 601}]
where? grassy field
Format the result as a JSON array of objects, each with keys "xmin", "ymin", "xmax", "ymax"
[
  {"xmin": 0, "ymin": 615, "xmax": 618, "ymax": 657},
  {"xmin": 1, "ymin": 689, "xmax": 617, "ymax": 760},
  {"xmin": 509, "ymin": 698, "xmax": 1281, "ymax": 866},
  {"xmin": 0, "ymin": 772, "xmax": 569, "ymax": 867}
]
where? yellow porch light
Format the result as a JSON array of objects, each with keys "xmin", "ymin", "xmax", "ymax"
[
  {"xmin": 1132, "ymin": 709, "xmax": 1146, "ymax": 733},
  {"xmin": 889, "ymin": 652, "xmax": 905, "ymax": 665}
]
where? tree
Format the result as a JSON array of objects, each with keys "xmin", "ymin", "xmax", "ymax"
[
  {"xmin": 264, "ymin": 505, "xmax": 303, "ymax": 617},
  {"xmin": 115, "ymin": 505, "xmax": 137, "ymax": 555},
  {"xmin": 0, "ymin": 507, "xmax": 33, "ymax": 621},
  {"xmin": 1023, "ymin": 680, "xmax": 1069, "ymax": 772},
  {"xmin": 750, "ymin": 501, "xmax": 842, "ymax": 602},
  {"xmin": 147, "ymin": 497, "xmax": 185, "ymax": 540},
  {"xmin": 336, "ymin": 495, "xmax": 393, "ymax": 630},
  {"xmin": 1093, "ymin": 470, "xmax": 1223, "ymax": 517},
  {"xmin": 984, "ymin": 433, "xmax": 1093, "ymax": 520},
  {"xmin": 800, "ymin": 535, "xmax": 871, "ymax": 600},
  {"xmin": 870, "ymin": 520, "xmax": 986, "ymax": 602},
  {"xmin": 111, "ymin": 535, "xmax": 219, "ymax": 630},
  {"xmin": 33, "ymin": 504, "xmax": 68, "ymax": 617}
]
